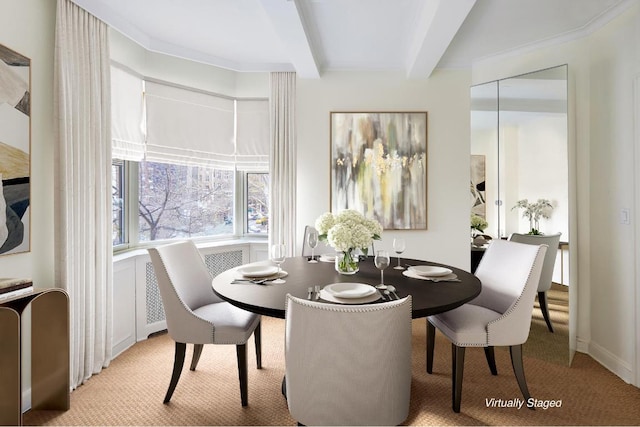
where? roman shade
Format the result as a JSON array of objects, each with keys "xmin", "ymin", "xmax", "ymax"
[
  {"xmin": 235, "ymin": 99, "xmax": 269, "ymax": 171},
  {"xmin": 110, "ymin": 66, "xmax": 145, "ymax": 161},
  {"xmin": 144, "ymin": 81, "xmax": 236, "ymax": 169}
]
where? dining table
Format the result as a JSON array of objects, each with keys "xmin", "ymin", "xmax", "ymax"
[{"xmin": 212, "ymin": 255, "xmax": 481, "ymax": 319}]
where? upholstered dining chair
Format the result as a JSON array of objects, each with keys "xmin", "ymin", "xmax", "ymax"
[
  {"xmin": 509, "ymin": 232, "xmax": 562, "ymax": 332},
  {"xmin": 284, "ymin": 294, "xmax": 412, "ymax": 426},
  {"xmin": 148, "ymin": 240, "xmax": 262, "ymax": 407},
  {"xmin": 301, "ymin": 225, "xmax": 332, "ymax": 258},
  {"xmin": 426, "ymin": 239, "xmax": 547, "ymax": 413}
]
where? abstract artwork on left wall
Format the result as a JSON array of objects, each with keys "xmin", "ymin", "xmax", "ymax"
[{"xmin": 0, "ymin": 43, "xmax": 30, "ymax": 255}]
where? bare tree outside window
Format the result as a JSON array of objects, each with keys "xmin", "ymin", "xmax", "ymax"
[
  {"xmin": 247, "ymin": 172, "xmax": 269, "ymax": 234},
  {"xmin": 112, "ymin": 161, "xmax": 125, "ymax": 245},
  {"xmin": 138, "ymin": 161, "xmax": 234, "ymax": 241}
]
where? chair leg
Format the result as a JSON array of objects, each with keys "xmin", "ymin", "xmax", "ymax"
[
  {"xmin": 538, "ymin": 291, "xmax": 554, "ymax": 332},
  {"xmin": 509, "ymin": 344, "xmax": 533, "ymax": 410},
  {"xmin": 190, "ymin": 344, "xmax": 203, "ymax": 371},
  {"xmin": 254, "ymin": 321, "xmax": 262, "ymax": 369},
  {"xmin": 164, "ymin": 342, "xmax": 186, "ymax": 403},
  {"xmin": 236, "ymin": 344, "xmax": 248, "ymax": 407},
  {"xmin": 426, "ymin": 319, "xmax": 435, "ymax": 374},
  {"xmin": 452, "ymin": 344, "xmax": 465, "ymax": 413},
  {"xmin": 484, "ymin": 346, "xmax": 498, "ymax": 375}
]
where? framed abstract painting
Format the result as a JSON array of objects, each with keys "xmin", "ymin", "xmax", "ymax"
[
  {"xmin": 470, "ymin": 154, "xmax": 486, "ymax": 218},
  {"xmin": 330, "ymin": 112, "xmax": 428, "ymax": 230},
  {"xmin": 0, "ymin": 43, "xmax": 30, "ymax": 255}
]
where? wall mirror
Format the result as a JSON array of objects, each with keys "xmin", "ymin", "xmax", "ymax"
[{"xmin": 470, "ymin": 64, "xmax": 571, "ymax": 365}]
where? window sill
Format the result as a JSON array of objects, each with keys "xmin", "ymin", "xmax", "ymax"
[{"xmin": 113, "ymin": 237, "xmax": 268, "ymax": 263}]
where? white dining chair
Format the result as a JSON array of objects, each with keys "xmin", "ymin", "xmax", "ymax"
[
  {"xmin": 284, "ymin": 294, "xmax": 412, "ymax": 426},
  {"xmin": 426, "ymin": 239, "xmax": 547, "ymax": 412},
  {"xmin": 508, "ymin": 232, "xmax": 562, "ymax": 332},
  {"xmin": 301, "ymin": 225, "xmax": 332, "ymax": 258},
  {"xmin": 148, "ymin": 240, "xmax": 262, "ymax": 407}
]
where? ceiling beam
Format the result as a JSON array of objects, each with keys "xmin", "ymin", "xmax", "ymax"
[
  {"xmin": 406, "ymin": 0, "xmax": 476, "ymax": 79},
  {"xmin": 258, "ymin": 0, "xmax": 320, "ymax": 79}
]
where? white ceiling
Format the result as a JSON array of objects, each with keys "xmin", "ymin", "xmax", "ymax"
[{"xmin": 71, "ymin": 0, "xmax": 633, "ymax": 79}]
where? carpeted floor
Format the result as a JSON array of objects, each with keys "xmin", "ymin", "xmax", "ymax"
[
  {"xmin": 24, "ymin": 287, "xmax": 640, "ymax": 426},
  {"xmin": 523, "ymin": 283, "xmax": 570, "ymax": 366}
]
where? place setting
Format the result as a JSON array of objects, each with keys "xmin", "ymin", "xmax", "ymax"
[
  {"xmin": 231, "ymin": 244, "xmax": 289, "ymax": 285},
  {"xmin": 311, "ymin": 282, "xmax": 385, "ymax": 304},
  {"xmin": 306, "ymin": 251, "xmax": 401, "ymax": 303},
  {"xmin": 402, "ymin": 265, "xmax": 461, "ymax": 282},
  {"xmin": 317, "ymin": 253, "xmax": 336, "ymax": 263}
]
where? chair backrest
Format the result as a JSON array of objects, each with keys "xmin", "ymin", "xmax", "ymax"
[
  {"xmin": 301, "ymin": 225, "xmax": 332, "ymax": 257},
  {"xmin": 148, "ymin": 241, "xmax": 221, "ymax": 340},
  {"xmin": 472, "ymin": 239, "xmax": 547, "ymax": 346},
  {"xmin": 285, "ymin": 295, "xmax": 412, "ymax": 426},
  {"xmin": 508, "ymin": 232, "xmax": 561, "ymax": 293}
]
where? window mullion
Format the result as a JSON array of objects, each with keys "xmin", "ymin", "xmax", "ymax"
[{"xmin": 127, "ymin": 161, "xmax": 139, "ymax": 246}]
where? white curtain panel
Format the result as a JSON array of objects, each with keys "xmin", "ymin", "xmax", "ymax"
[
  {"xmin": 54, "ymin": 0, "xmax": 113, "ymax": 389},
  {"xmin": 269, "ymin": 72, "xmax": 297, "ymax": 255}
]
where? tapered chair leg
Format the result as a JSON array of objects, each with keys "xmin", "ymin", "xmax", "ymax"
[
  {"xmin": 484, "ymin": 346, "xmax": 498, "ymax": 375},
  {"xmin": 164, "ymin": 342, "xmax": 186, "ymax": 403},
  {"xmin": 190, "ymin": 344, "xmax": 204, "ymax": 371},
  {"xmin": 452, "ymin": 344, "xmax": 465, "ymax": 413},
  {"xmin": 236, "ymin": 343, "xmax": 248, "ymax": 406},
  {"xmin": 426, "ymin": 319, "xmax": 435, "ymax": 374},
  {"xmin": 254, "ymin": 321, "xmax": 262, "ymax": 369},
  {"xmin": 538, "ymin": 291, "xmax": 554, "ymax": 332},
  {"xmin": 509, "ymin": 344, "xmax": 533, "ymax": 410}
]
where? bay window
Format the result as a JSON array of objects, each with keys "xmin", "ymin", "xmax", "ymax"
[{"xmin": 111, "ymin": 64, "xmax": 269, "ymax": 249}]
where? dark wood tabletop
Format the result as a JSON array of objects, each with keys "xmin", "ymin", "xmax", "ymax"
[{"xmin": 212, "ymin": 256, "xmax": 481, "ymax": 319}]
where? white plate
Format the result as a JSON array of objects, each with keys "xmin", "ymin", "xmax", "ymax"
[
  {"xmin": 319, "ymin": 289, "xmax": 382, "ymax": 304},
  {"xmin": 403, "ymin": 269, "xmax": 458, "ymax": 282},
  {"xmin": 323, "ymin": 283, "xmax": 377, "ymax": 299},
  {"xmin": 237, "ymin": 265, "xmax": 279, "ymax": 278},
  {"xmin": 319, "ymin": 254, "xmax": 336, "ymax": 262},
  {"xmin": 408, "ymin": 265, "xmax": 453, "ymax": 277}
]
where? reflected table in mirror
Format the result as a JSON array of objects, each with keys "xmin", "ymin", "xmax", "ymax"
[{"xmin": 212, "ymin": 256, "xmax": 481, "ymax": 319}]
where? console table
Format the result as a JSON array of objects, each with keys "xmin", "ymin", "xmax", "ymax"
[{"xmin": 0, "ymin": 287, "xmax": 70, "ymax": 426}]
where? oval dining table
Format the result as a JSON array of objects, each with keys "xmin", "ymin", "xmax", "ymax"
[{"xmin": 212, "ymin": 256, "xmax": 481, "ymax": 319}]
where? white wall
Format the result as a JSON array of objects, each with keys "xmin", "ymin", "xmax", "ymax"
[
  {"xmin": 504, "ymin": 114, "xmax": 569, "ymax": 238},
  {"xmin": 0, "ymin": 0, "xmax": 56, "ymax": 286},
  {"xmin": 110, "ymin": 29, "xmax": 270, "ymax": 99},
  {"xmin": 586, "ymin": 4, "xmax": 639, "ymax": 381},
  {"xmin": 296, "ymin": 70, "xmax": 472, "ymax": 269},
  {"xmin": 0, "ymin": 0, "xmax": 56, "ymax": 410},
  {"xmin": 473, "ymin": 3, "xmax": 640, "ymax": 383}
]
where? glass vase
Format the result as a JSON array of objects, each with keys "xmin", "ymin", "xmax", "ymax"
[{"xmin": 335, "ymin": 250, "xmax": 359, "ymax": 275}]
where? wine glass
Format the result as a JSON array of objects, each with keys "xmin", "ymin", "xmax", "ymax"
[
  {"xmin": 374, "ymin": 250, "xmax": 390, "ymax": 290},
  {"xmin": 393, "ymin": 238, "xmax": 406, "ymax": 270},
  {"xmin": 271, "ymin": 244, "xmax": 286, "ymax": 284},
  {"xmin": 307, "ymin": 229, "xmax": 319, "ymax": 263}
]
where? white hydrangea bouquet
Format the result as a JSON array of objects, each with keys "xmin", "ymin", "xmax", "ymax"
[{"xmin": 315, "ymin": 209, "xmax": 382, "ymax": 274}]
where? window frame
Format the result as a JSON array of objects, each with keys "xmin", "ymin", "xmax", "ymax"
[
  {"xmin": 112, "ymin": 159, "xmax": 128, "ymax": 251},
  {"xmin": 113, "ymin": 161, "xmax": 268, "ymax": 252},
  {"xmin": 244, "ymin": 171, "xmax": 269, "ymax": 237}
]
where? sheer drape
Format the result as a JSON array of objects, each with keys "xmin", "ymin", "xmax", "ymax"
[
  {"xmin": 54, "ymin": 0, "xmax": 113, "ymax": 389},
  {"xmin": 269, "ymin": 72, "xmax": 297, "ymax": 255}
]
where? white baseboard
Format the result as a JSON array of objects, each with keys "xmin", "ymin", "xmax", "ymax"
[
  {"xmin": 22, "ymin": 388, "xmax": 31, "ymax": 413},
  {"xmin": 588, "ymin": 340, "xmax": 634, "ymax": 384},
  {"xmin": 576, "ymin": 337, "xmax": 589, "ymax": 354}
]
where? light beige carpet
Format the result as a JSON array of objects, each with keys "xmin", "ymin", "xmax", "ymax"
[{"xmin": 25, "ymin": 294, "xmax": 640, "ymax": 426}]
